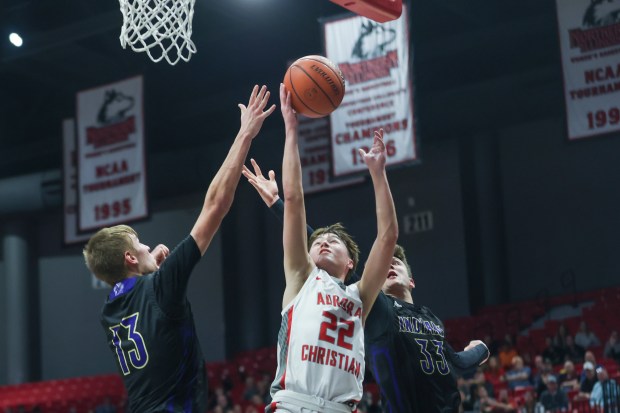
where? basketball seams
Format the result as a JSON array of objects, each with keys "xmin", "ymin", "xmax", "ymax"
[
  {"xmin": 286, "ymin": 67, "xmax": 326, "ymax": 118},
  {"xmin": 298, "ymin": 57, "xmax": 346, "ymax": 90},
  {"xmin": 293, "ymin": 64, "xmax": 338, "ymax": 112},
  {"xmin": 284, "ymin": 55, "xmax": 345, "ymax": 118}
]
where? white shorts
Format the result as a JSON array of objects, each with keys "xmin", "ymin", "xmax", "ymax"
[{"xmin": 266, "ymin": 390, "xmax": 355, "ymax": 413}]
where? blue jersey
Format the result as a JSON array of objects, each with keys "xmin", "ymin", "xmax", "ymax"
[{"xmin": 101, "ymin": 236, "xmax": 207, "ymax": 413}]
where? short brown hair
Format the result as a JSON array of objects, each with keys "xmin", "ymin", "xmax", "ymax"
[
  {"xmin": 83, "ymin": 225, "xmax": 137, "ymax": 286},
  {"xmin": 394, "ymin": 244, "xmax": 412, "ymax": 279},
  {"xmin": 309, "ymin": 223, "xmax": 359, "ymax": 281}
]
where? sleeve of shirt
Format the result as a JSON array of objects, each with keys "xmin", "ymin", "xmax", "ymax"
[
  {"xmin": 364, "ymin": 292, "xmax": 391, "ymax": 340},
  {"xmin": 590, "ymin": 382, "xmax": 602, "ymax": 407},
  {"xmin": 445, "ymin": 342, "xmax": 490, "ymax": 375},
  {"xmin": 152, "ymin": 235, "xmax": 202, "ymax": 317}
]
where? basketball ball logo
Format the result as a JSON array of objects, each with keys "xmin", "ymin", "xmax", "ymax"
[{"xmin": 283, "ymin": 55, "xmax": 346, "ymax": 118}]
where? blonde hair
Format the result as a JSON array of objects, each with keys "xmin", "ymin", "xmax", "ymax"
[
  {"xmin": 309, "ymin": 223, "xmax": 360, "ymax": 281},
  {"xmin": 83, "ymin": 225, "xmax": 137, "ymax": 286}
]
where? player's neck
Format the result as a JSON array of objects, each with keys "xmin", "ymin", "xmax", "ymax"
[{"xmin": 387, "ymin": 289, "xmax": 413, "ymax": 304}]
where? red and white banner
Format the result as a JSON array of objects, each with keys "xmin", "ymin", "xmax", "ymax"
[
  {"xmin": 62, "ymin": 119, "xmax": 93, "ymax": 244},
  {"xmin": 76, "ymin": 76, "xmax": 148, "ymax": 231},
  {"xmin": 298, "ymin": 116, "xmax": 363, "ymax": 194},
  {"xmin": 323, "ymin": 5, "xmax": 416, "ymax": 176},
  {"xmin": 556, "ymin": 0, "xmax": 620, "ymax": 140}
]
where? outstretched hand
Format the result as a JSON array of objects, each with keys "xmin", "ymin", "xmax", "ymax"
[
  {"xmin": 358, "ymin": 129, "xmax": 387, "ymax": 173},
  {"xmin": 151, "ymin": 244, "xmax": 170, "ymax": 267},
  {"xmin": 242, "ymin": 158, "xmax": 280, "ymax": 207},
  {"xmin": 238, "ymin": 85, "xmax": 276, "ymax": 139},
  {"xmin": 280, "ymin": 83, "xmax": 298, "ymax": 129}
]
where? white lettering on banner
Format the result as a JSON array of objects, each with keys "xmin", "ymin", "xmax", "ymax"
[
  {"xmin": 62, "ymin": 119, "xmax": 93, "ymax": 244},
  {"xmin": 76, "ymin": 76, "xmax": 148, "ymax": 231},
  {"xmin": 324, "ymin": 5, "xmax": 416, "ymax": 176},
  {"xmin": 556, "ymin": 0, "xmax": 620, "ymax": 140},
  {"xmin": 296, "ymin": 115, "xmax": 363, "ymax": 194}
]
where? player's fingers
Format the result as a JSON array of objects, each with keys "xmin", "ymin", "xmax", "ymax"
[
  {"xmin": 241, "ymin": 168, "xmax": 255, "ymax": 180},
  {"xmin": 374, "ymin": 135, "xmax": 386, "ymax": 151},
  {"xmin": 250, "ymin": 158, "xmax": 263, "ymax": 176},
  {"xmin": 263, "ymin": 104, "xmax": 276, "ymax": 117},
  {"xmin": 268, "ymin": 170, "xmax": 276, "ymax": 181},
  {"xmin": 247, "ymin": 179, "xmax": 260, "ymax": 191},
  {"xmin": 250, "ymin": 85, "xmax": 259, "ymax": 104},
  {"xmin": 259, "ymin": 88, "xmax": 270, "ymax": 108}
]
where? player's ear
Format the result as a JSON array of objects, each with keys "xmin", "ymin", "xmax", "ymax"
[
  {"xmin": 125, "ymin": 250, "xmax": 138, "ymax": 266},
  {"xmin": 347, "ymin": 258, "xmax": 354, "ymax": 270},
  {"xmin": 410, "ymin": 277, "xmax": 415, "ymax": 289}
]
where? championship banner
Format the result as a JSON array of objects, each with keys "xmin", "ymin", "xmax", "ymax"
[
  {"xmin": 76, "ymin": 75, "xmax": 148, "ymax": 231},
  {"xmin": 323, "ymin": 5, "xmax": 416, "ymax": 177},
  {"xmin": 62, "ymin": 119, "xmax": 92, "ymax": 244},
  {"xmin": 556, "ymin": 0, "xmax": 620, "ymax": 140},
  {"xmin": 298, "ymin": 116, "xmax": 363, "ymax": 194}
]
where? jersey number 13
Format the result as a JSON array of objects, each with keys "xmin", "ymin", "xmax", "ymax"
[{"xmin": 109, "ymin": 313, "xmax": 150, "ymax": 375}]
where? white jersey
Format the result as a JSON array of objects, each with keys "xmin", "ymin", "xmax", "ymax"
[{"xmin": 270, "ymin": 267, "xmax": 365, "ymax": 405}]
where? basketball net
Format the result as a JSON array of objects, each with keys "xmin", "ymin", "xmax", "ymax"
[{"xmin": 118, "ymin": 0, "xmax": 197, "ymax": 65}]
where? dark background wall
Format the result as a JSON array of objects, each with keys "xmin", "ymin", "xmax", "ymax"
[
  {"xmin": 500, "ymin": 119, "xmax": 620, "ymax": 301},
  {"xmin": 0, "ymin": 116, "xmax": 619, "ymax": 384}
]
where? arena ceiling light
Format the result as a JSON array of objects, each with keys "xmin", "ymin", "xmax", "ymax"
[{"xmin": 9, "ymin": 32, "xmax": 23, "ymax": 47}]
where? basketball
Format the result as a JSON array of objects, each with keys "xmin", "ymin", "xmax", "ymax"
[{"xmin": 283, "ymin": 55, "xmax": 346, "ymax": 118}]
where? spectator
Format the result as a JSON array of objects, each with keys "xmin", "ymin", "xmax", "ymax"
[
  {"xmin": 541, "ymin": 336, "xmax": 564, "ymax": 366},
  {"xmin": 242, "ymin": 376, "xmax": 259, "ymax": 401},
  {"xmin": 470, "ymin": 369, "xmax": 495, "ymax": 399},
  {"xmin": 553, "ymin": 323, "xmax": 570, "ymax": 350},
  {"xmin": 534, "ymin": 359, "xmax": 554, "ymax": 396},
  {"xmin": 248, "ymin": 394, "xmax": 265, "ymax": 412},
  {"xmin": 580, "ymin": 350, "xmax": 602, "ymax": 382},
  {"xmin": 496, "ymin": 388, "xmax": 517, "ymax": 410},
  {"xmin": 484, "ymin": 356, "xmax": 505, "ymax": 386},
  {"xmin": 499, "ymin": 335, "xmax": 519, "ymax": 370},
  {"xmin": 575, "ymin": 320, "xmax": 601, "ymax": 349},
  {"xmin": 538, "ymin": 375, "xmax": 569, "ymax": 411},
  {"xmin": 590, "ymin": 366, "xmax": 620, "ymax": 409},
  {"xmin": 576, "ymin": 361, "xmax": 598, "ymax": 400},
  {"xmin": 483, "ymin": 334, "xmax": 501, "ymax": 357},
  {"xmin": 604, "ymin": 331, "xmax": 620, "ymax": 364},
  {"xmin": 563, "ymin": 335, "xmax": 585, "ymax": 363},
  {"xmin": 531, "ymin": 355, "xmax": 544, "ymax": 377},
  {"xmin": 558, "ymin": 360, "xmax": 580, "ymax": 392},
  {"xmin": 505, "ymin": 356, "xmax": 531, "ymax": 390},
  {"xmin": 517, "ymin": 390, "xmax": 543, "ymax": 413},
  {"xmin": 473, "ymin": 386, "xmax": 516, "ymax": 412}
]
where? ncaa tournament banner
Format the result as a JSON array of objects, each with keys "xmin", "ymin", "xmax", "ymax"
[
  {"xmin": 62, "ymin": 118, "xmax": 92, "ymax": 244},
  {"xmin": 323, "ymin": 5, "xmax": 416, "ymax": 177},
  {"xmin": 76, "ymin": 75, "xmax": 148, "ymax": 231},
  {"xmin": 556, "ymin": 0, "xmax": 620, "ymax": 140},
  {"xmin": 298, "ymin": 114, "xmax": 363, "ymax": 194}
]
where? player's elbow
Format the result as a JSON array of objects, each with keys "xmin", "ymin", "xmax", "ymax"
[{"xmin": 282, "ymin": 184, "xmax": 303, "ymax": 204}]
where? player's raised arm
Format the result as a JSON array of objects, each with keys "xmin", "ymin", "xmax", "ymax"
[
  {"xmin": 357, "ymin": 129, "xmax": 398, "ymax": 323},
  {"xmin": 280, "ymin": 84, "xmax": 314, "ymax": 308},
  {"xmin": 190, "ymin": 85, "xmax": 275, "ymax": 255}
]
